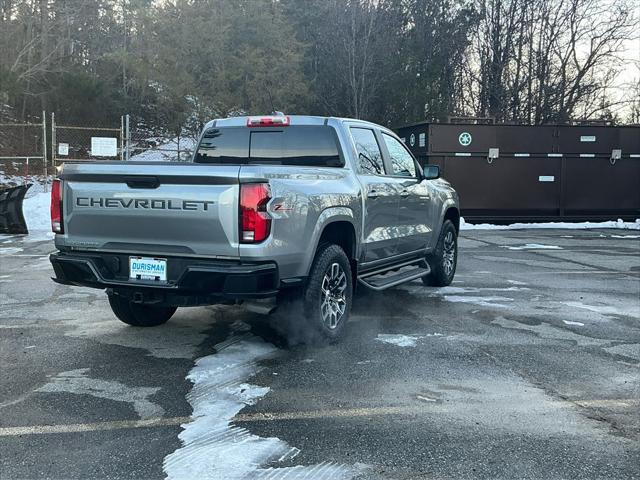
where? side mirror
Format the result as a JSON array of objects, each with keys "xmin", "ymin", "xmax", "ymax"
[{"xmin": 424, "ymin": 165, "xmax": 440, "ymax": 180}]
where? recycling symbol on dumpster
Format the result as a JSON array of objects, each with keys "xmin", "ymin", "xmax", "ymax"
[{"xmin": 458, "ymin": 132, "xmax": 472, "ymax": 147}]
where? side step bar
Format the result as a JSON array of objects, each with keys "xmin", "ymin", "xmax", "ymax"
[{"xmin": 358, "ymin": 262, "xmax": 431, "ymax": 291}]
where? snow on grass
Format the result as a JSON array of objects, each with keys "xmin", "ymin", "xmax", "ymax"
[
  {"xmin": 164, "ymin": 322, "xmax": 357, "ymax": 480},
  {"xmin": 22, "ymin": 192, "xmax": 54, "ymax": 241},
  {"xmin": 502, "ymin": 244, "xmax": 563, "ymax": 250},
  {"xmin": 563, "ymin": 320, "xmax": 585, "ymax": 326},
  {"xmin": 130, "ymin": 136, "xmax": 196, "ymax": 162},
  {"xmin": 461, "ymin": 217, "xmax": 640, "ymax": 230}
]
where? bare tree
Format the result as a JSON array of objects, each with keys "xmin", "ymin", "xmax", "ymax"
[{"xmin": 465, "ymin": 0, "xmax": 637, "ymax": 123}]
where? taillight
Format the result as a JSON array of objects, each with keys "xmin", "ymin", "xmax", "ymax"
[
  {"xmin": 51, "ymin": 179, "xmax": 63, "ymax": 234},
  {"xmin": 240, "ymin": 183, "xmax": 271, "ymax": 243},
  {"xmin": 247, "ymin": 116, "xmax": 290, "ymax": 127}
]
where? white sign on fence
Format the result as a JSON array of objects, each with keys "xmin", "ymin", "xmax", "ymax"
[
  {"xmin": 91, "ymin": 137, "xmax": 118, "ymax": 157},
  {"xmin": 57, "ymin": 143, "xmax": 69, "ymax": 156}
]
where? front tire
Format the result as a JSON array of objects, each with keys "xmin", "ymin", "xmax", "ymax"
[
  {"xmin": 303, "ymin": 244, "xmax": 353, "ymax": 343},
  {"xmin": 422, "ymin": 219, "xmax": 458, "ymax": 287},
  {"xmin": 107, "ymin": 294, "xmax": 177, "ymax": 327}
]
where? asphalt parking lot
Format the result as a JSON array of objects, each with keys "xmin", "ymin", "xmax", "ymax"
[{"xmin": 1, "ymin": 228, "xmax": 639, "ymax": 479}]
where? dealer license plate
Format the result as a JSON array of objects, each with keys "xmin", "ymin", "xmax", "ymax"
[{"xmin": 129, "ymin": 256, "xmax": 167, "ymax": 282}]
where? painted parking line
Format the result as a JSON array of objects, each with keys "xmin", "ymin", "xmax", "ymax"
[
  {"xmin": 0, "ymin": 406, "xmax": 433, "ymax": 438},
  {"xmin": 0, "ymin": 416, "xmax": 191, "ymax": 437},
  {"xmin": 234, "ymin": 405, "xmax": 429, "ymax": 422},
  {"xmin": 233, "ymin": 399, "xmax": 640, "ymax": 423},
  {"xmin": 2, "ymin": 398, "xmax": 638, "ymax": 437}
]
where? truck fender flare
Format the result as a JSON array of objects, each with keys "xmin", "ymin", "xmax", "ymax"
[
  {"xmin": 303, "ymin": 207, "xmax": 358, "ymax": 277},
  {"xmin": 432, "ymin": 200, "xmax": 460, "ymax": 245}
]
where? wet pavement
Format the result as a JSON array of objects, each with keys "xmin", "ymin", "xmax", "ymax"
[{"xmin": 1, "ymin": 229, "xmax": 639, "ymax": 479}]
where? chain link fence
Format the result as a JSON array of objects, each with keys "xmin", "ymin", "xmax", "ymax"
[
  {"xmin": 127, "ymin": 121, "xmax": 196, "ymax": 162},
  {"xmin": 1, "ymin": 112, "xmax": 198, "ymax": 178},
  {"xmin": 51, "ymin": 113, "xmax": 125, "ymax": 165},
  {"xmin": 0, "ymin": 112, "xmax": 47, "ymax": 184}
]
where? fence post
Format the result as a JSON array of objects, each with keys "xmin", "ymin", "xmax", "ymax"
[
  {"xmin": 125, "ymin": 114, "xmax": 130, "ymax": 161},
  {"xmin": 42, "ymin": 110, "xmax": 48, "ymax": 191},
  {"xmin": 51, "ymin": 112, "xmax": 56, "ymax": 168},
  {"xmin": 120, "ymin": 115, "xmax": 124, "ymax": 161}
]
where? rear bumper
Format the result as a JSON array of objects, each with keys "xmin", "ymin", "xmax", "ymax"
[{"xmin": 50, "ymin": 251, "xmax": 279, "ymax": 301}]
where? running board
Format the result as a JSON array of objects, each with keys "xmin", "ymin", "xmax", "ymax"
[{"xmin": 357, "ymin": 264, "xmax": 431, "ymax": 291}]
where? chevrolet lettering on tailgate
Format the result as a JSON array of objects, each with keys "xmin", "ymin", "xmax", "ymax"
[{"xmin": 75, "ymin": 197, "xmax": 215, "ymax": 211}]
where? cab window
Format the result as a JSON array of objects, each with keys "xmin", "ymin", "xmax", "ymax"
[
  {"xmin": 382, "ymin": 133, "xmax": 417, "ymax": 177},
  {"xmin": 350, "ymin": 127, "xmax": 385, "ymax": 175}
]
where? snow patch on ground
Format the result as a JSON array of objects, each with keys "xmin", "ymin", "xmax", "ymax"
[
  {"xmin": 164, "ymin": 323, "xmax": 358, "ymax": 480},
  {"xmin": 563, "ymin": 320, "xmax": 585, "ymax": 326},
  {"xmin": 461, "ymin": 217, "xmax": 640, "ymax": 230},
  {"xmin": 433, "ymin": 286, "xmax": 529, "ymax": 294},
  {"xmin": 375, "ymin": 333, "xmax": 443, "ymax": 347},
  {"xmin": 0, "ymin": 247, "xmax": 23, "ymax": 255},
  {"xmin": 376, "ymin": 334, "xmax": 422, "ymax": 347},
  {"xmin": 37, "ymin": 368, "xmax": 164, "ymax": 419},
  {"xmin": 502, "ymin": 244, "xmax": 563, "ymax": 250},
  {"xmin": 443, "ymin": 295, "xmax": 515, "ymax": 308},
  {"xmin": 492, "ymin": 316, "xmax": 608, "ymax": 347},
  {"xmin": 63, "ymin": 308, "xmax": 217, "ymax": 359},
  {"xmin": 610, "ymin": 234, "xmax": 640, "ymax": 239},
  {"xmin": 564, "ymin": 302, "xmax": 639, "ymax": 319}
]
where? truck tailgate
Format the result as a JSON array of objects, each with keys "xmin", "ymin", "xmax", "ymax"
[{"xmin": 58, "ymin": 163, "xmax": 240, "ymax": 258}]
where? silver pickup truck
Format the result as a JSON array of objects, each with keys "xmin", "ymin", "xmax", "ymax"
[{"xmin": 50, "ymin": 115, "xmax": 459, "ymax": 341}]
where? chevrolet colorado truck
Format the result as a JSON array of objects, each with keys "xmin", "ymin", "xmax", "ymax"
[{"xmin": 50, "ymin": 115, "xmax": 460, "ymax": 341}]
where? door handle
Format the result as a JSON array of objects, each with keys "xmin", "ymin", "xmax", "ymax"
[
  {"xmin": 125, "ymin": 176, "xmax": 160, "ymax": 189},
  {"xmin": 367, "ymin": 190, "xmax": 380, "ymax": 199}
]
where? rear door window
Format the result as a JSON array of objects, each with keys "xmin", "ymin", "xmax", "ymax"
[
  {"xmin": 350, "ymin": 127, "xmax": 385, "ymax": 175},
  {"xmin": 194, "ymin": 126, "xmax": 342, "ymax": 167}
]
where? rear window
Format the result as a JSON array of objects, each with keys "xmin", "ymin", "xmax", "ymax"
[
  {"xmin": 194, "ymin": 126, "xmax": 343, "ymax": 167},
  {"xmin": 194, "ymin": 127, "xmax": 249, "ymax": 164}
]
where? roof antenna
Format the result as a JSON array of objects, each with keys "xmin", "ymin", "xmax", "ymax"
[{"xmin": 266, "ymin": 87, "xmax": 283, "ymax": 116}]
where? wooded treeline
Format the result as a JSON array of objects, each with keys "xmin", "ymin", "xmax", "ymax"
[{"xmin": 1, "ymin": 0, "xmax": 638, "ymax": 137}]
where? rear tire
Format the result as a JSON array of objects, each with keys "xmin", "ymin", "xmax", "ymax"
[
  {"xmin": 303, "ymin": 244, "xmax": 353, "ymax": 343},
  {"xmin": 107, "ymin": 294, "xmax": 176, "ymax": 327},
  {"xmin": 422, "ymin": 219, "xmax": 457, "ymax": 287}
]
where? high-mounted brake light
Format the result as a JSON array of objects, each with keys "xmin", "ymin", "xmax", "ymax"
[
  {"xmin": 246, "ymin": 116, "xmax": 290, "ymax": 127},
  {"xmin": 240, "ymin": 183, "xmax": 271, "ymax": 243},
  {"xmin": 51, "ymin": 179, "xmax": 63, "ymax": 234}
]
